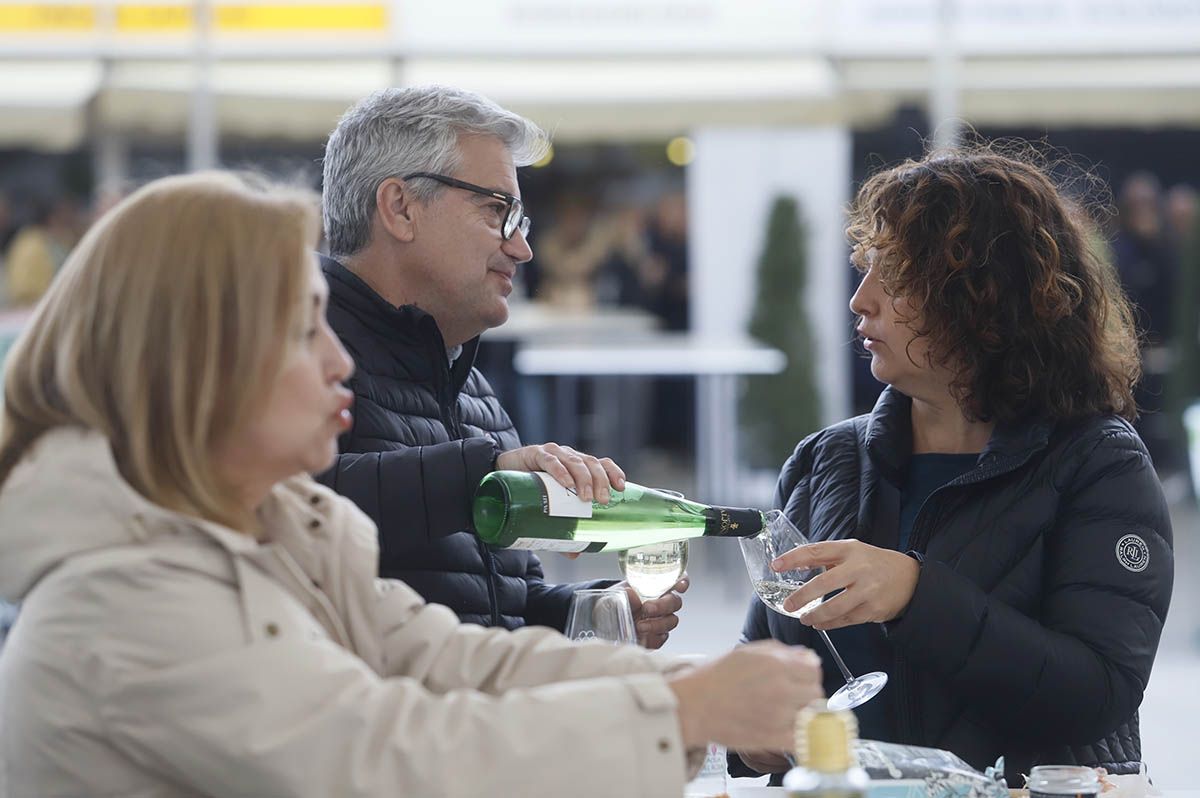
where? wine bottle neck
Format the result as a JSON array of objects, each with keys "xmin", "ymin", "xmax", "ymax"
[{"xmin": 702, "ymin": 507, "xmax": 764, "ymax": 538}]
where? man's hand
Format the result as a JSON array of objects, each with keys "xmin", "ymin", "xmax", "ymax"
[
  {"xmin": 621, "ymin": 575, "xmax": 689, "ymax": 649},
  {"xmin": 771, "ymin": 539, "xmax": 920, "ymax": 630},
  {"xmin": 495, "ymin": 443, "xmax": 625, "ymax": 504}
]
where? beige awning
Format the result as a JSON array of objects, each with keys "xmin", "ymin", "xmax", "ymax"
[{"xmin": 0, "ymin": 59, "xmax": 103, "ymax": 149}]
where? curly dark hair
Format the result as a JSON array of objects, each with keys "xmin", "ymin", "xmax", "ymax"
[{"xmin": 847, "ymin": 142, "xmax": 1140, "ymax": 423}]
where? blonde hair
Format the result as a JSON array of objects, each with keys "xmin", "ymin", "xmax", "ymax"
[{"xmin": 0, "ymin": 171, "xmax": 319, "ymax": 531}]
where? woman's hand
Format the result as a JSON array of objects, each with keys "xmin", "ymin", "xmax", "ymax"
[
  {"xmin": 772, "ymin": 540, "xmax": 920, "ymax": 630},
  {"xmin": 668, "ymin": 641, "xmax": 823, "ymax": 752}
]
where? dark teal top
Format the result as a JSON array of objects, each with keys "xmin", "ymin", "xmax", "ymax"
[{"xmin": 898, "ymin": 453, "xmax": 979, "ymax": 551}]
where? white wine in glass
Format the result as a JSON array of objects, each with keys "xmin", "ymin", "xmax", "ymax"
[
  {"xmin": 618, "ymin": 541, "xmax": 688, "ymax": 600},
  {"xmin": 752, "ymin": 579, "xmax": 821, "ymax": 618},
  {"xmin": 740, "ymin": 510, "xmax": 888, "ymax": 712}
]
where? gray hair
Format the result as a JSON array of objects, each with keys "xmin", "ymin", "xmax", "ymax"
[{"xmin": 321, "ymin": 85, "xmax": 549, "ymax": 258}]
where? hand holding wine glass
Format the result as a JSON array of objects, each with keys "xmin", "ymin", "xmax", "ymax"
[
  {"xmin": 768, "ymin": 538, "xmax": 920, "ymax": 629},
  {"xmin": 739, "ymin": 510, "xmax": 888, "ymax": 711},
  {"xmin": 621, "ymin": 572, "xmax": 689, "ymax": 650}
]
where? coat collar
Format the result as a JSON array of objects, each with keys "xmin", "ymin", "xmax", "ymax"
[
  {"xmin": 0, "ymin": 427, "xmax": 354, "ymax": 601},
  {"xmin": 865, "ymin": 386, "xmax": 1054, "ymax": 485},
  {"xmin": 321, "ymin": 254, "xmax": 482, "ymax": 397}
]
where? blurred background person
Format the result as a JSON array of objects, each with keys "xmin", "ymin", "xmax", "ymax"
[
  {"xmin": 534, "ymin": 193, "xmax": 615, "ymax": 311},
  {"xmin": 1165, "ymin": 184, "xmax": 1198, "ymax": 248},
  {"xmin": 640, "ymin": 191, "xmax": 690, "ymax": 333},
  {"xmin": 1111, "ymin": 172, "xmax": 1180, "ymax": 475},
  {"xmin": 4, "ymin": 194, "xmax": 81, "ymax": 308}
]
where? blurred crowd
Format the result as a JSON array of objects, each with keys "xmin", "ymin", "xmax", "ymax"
[
  {"xmin": 523, "ymin": 190, "xmax": 690, "ymax": 331},
  {"xmin": 1109, "ymin": 174, "xmax": 1200, "ymax": 485},
  {"xmin": 0, "ymin": 191, "xmax": 86, "ymax": 309}
]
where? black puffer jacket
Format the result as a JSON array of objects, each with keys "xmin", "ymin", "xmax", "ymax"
[
  {"xmin": 734, "ymin": 388, "xmax": 1172, "ymax": 782},
  {"xmin": 316, "ymin": 256, "xmax": 602, "ymax": 630}
]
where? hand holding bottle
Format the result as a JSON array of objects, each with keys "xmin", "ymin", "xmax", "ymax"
[
  {"xmin": 495, "ymin": 442, "xmax": 625, "ymax": 503},
  {"xmin": 667, "ymin": 641, "xmax": 824, "ymax": 752}
]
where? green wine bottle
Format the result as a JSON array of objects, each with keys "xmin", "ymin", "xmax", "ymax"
[{"xmin": 472, "ymin": 470, "xmax": 765, "ymax": 553}]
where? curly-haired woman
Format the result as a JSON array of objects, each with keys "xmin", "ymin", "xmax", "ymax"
[{"xmin": 733, "ymin": 146, "xmax": 1173, "ymax": 782}]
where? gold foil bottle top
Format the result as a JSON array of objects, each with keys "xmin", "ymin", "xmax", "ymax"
[{"xmin": 794, "ymin": 700, "xmax": 857, "ymax": 773}]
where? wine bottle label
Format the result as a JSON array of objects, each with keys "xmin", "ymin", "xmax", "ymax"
[
  {"xmin": 533, "ymin": 472, "xmax": 594, "ymax": 519},
  {"xmin": 509, "ymin": 538, "xmax": 600, "ymax": 553}
]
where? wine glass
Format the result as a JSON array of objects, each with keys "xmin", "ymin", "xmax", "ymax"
[
  {"xmin": 739, "ymin": 509, "xmax": 888, "ymax": 711},
  {"xmin": 564, "ymin": 588, "xmax": 638, "ymax": 644},
  {"xmin": 617, "ymin": 488, "xmax": 689, "ymax": 601},
  {"xmin": 618, "ymin": 540, "xmax": 689, "ymax": 600}
]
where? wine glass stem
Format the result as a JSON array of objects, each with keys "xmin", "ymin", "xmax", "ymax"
[{"xmin": 817, "ymin": 629, "xmax": 857, "ymax": 683}]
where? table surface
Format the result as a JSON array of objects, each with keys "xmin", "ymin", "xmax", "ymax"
[
  {"xmin": 720, "ymin": 786, "xmax": 1200, "ymax": 798},
  {"xmin": 715, "ymin": 787, "xmax": 1195, "ymax": 792},
  {"xmin": 513, "ymin": 331, "xmax": 786, "ymax": 376},
  {"xmin": 483, "ymin": 302, "xmax": 659, "ymax": 342}
]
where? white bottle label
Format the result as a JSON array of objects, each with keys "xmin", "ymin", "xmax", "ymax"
[
  {"xmin": 533, "ymin": 472, "xmax": 594, "ymax": 519},
  {"xmin": 685, "ymin": 742, "xmax": 728, "ymax": 797},
  {"xmin": 509, "ymin": 538, "xmax": 592, "ymax": 553}
]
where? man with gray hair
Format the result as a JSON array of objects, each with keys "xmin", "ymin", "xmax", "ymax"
[{"xmin": 317, "ymin": 86, "xmax": 687, "ymax": 645}]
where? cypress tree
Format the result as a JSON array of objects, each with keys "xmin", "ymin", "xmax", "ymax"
[{"xmin": 742, "ymin": 195, "xmax": 822, "ymax": 469}]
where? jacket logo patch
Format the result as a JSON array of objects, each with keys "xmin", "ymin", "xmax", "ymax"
[{"xmin": 1115, "ymin": 533, "xmax": 1150, "ymax": 573}]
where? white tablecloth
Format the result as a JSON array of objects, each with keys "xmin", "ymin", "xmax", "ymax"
[{"xmin": 720, "ymin": 787, "xmax": 1200, "ymax": 798}]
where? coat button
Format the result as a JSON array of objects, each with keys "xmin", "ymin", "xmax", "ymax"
[
  {"xmin": 310, "ymin": 495, "xmax": 321, "ymax": 506},
  {"xmin": 308, "ymin": 519, "xmax": 320, "ymax": 529},
  {"xmin": 265, "ymin": 623, "xmax": 280, "ymax": 637},
  {"xmin": 657, "ymin": 738, "xmax": 671, "ymax": 753}
]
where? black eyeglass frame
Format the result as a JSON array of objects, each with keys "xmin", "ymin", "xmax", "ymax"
[{"xmin": 402, "ymin": 172, "xmax": 531, "ymax": 240}]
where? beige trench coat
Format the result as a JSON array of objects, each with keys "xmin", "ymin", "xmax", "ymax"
[{"xmin": 0, "ymin": 428, "xmax": 694, "ymax": 798}]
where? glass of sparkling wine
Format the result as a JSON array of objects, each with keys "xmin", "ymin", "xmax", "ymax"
[
  {"xmin": 618, "ymin": 540, "xmax": 688, "ymax": 600},
  {"xmin": 739, "ymin": 509, "xmax": 888, "ymax": 711},
  {"xmin": 617, "ymin": 489, "xmax": 689, "ymax": 601}
]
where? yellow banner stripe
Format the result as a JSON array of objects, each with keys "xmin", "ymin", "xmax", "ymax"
[
  {"xmin": 216, "ymin": 3, "xmax": 386, "ymax": 31},
  {"xmin": 0, "ymin": 4, "xmax": 96, "ymax": 31},
  {"xmin": 116, "ymin": 4, "xmax": 192, "ymax": 32}
]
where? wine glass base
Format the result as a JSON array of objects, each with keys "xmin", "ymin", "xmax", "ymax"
[{"xmin": 827, "ymin": 671, "xmax": 888, "ymax": 711}]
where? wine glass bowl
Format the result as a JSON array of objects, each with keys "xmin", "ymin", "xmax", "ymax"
[
  {"xmin": 617, "ymin": 488, "xmax": 690, "ymax": 601},
  {"xmin": 739, "ymin": 510, "xmax": 824, "ymax": 618},
  {"xmin": 738, "ymin": 510, "xmax": 888, "ymax": 711},
  {"xmin": 618, "ymin": 540, "xmax": 689, "ymax": 600},
  {"xmin": 564, "ymin": 588, "xmax": 638, "ymax": 645}
]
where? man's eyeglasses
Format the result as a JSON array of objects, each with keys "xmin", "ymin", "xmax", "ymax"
[{"xmin": 403, "ymin": 172, "xmax": 531, "ymax": 241}]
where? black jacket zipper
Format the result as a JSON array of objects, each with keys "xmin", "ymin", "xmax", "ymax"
[
  {"xmin": 437, "ymin": 344, "xmax": 503, "ymax": 628},
  {"xmin": 891, "ymin": 447, "xmax": 1042, "ymax": 745}
]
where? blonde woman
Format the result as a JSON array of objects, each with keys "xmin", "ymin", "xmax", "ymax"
[{"xmin": 0, "ymin": 172, "xmax": 822, "ymax": 798}]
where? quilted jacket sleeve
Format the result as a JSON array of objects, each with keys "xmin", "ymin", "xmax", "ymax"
[
  {"xmin": 521, "ymin": 553, "xmax": 616, "ymax": 631},
  {"xmin": 884, "ymin": 430, "xmax": 1174, "ymax": 748},
  {"xmin": 93, "ymin": 566, "xmax": 689, "ymax": 798},
  {"xmin": 316, "ymin": 438, "xmax": 498, "ymax": 541}
]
